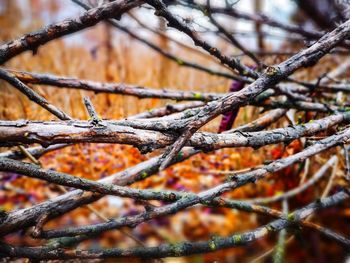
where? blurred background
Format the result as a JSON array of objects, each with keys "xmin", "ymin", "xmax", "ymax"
[{"xmin": 1, "ymin": 0, "xmax": 350, "ymax": 262}]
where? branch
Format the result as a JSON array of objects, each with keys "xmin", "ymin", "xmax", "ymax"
[
  {"xmin": 206, "ymin": 1, "xmax": 261, "ymax": 67},
  {"xmin": 245, "ymin": 155, "xmax": 338, "ymax": 204},
  {"xmin": 0, "ymin": 148, "xmax": 197, "ymax": 236},
  {"xmin": 6, "ymin": 69, "xmax": 224, "ymax": 101},
  {"xmin": 0, "ymin": 144, "xmax": 69, "ymax": 160},
  {"xmin": 0, "ymin": 157, "xmax": 184, "ymax": 202},
  {"xmin": 229, "ymin": 109, "xmax": 287, "ymax": 132},
  {"xmin": 0, "ymin": 111, "xmax": 348, "ymax": 150},
  {"xmin": 203, "ymin": 5, "xmax": 323, "ymax": 39},
  {"xmin": 0, "ymin": 68, "xmax": 72, "ymax": 120},
  {"xmin": 1, "ymin": 191, "xmax": 348, "ymax": 259},
  {"xmin": 130, "ymin": 101, "xmax": 205, "ymax": 119},
  {"xmin": 145, "ymin": 0, "xmax": 259, "ymax": 79},
  {"xmin": 273, "ymin": 199, "xmax": 288, "ymax": 263},
  {"xmin": 127, "ymin": 11, "xmax": 218, "ymax": 62},
  {"xmin": 9, "ymin": 69, "xmax": 350, "ymax": 112}
]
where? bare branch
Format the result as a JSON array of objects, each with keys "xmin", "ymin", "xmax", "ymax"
[
  {"xmin": 0, "ymin": 111, "xmax": 348, "ymax": 149},
  {"xmin": 0, "ymin": 69, "xmax": 72, "ymax": 120},
  {"xmin": 1, "ymin": 191, "xmax": 348, "ymax": 259},
  {"xmin": 145, "ymin": 0, "xmax": 259, "ymax": 78},
  {"xmin": 206, "ymin": 0, "xmax": 261, "ymax": 67},
  {"xmin": 244, "ymin": 155, "xmax": 338, "ymax": 204}
]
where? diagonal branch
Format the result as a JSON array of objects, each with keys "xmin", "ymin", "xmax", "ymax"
[
  {"xmin": 244, "ymin": 155, "xmax": 338, "ymax": 204},
  {"xmin": 153, "ymin": 17, "xmax": 350, "ymax": 170},
  {"xmin": 206, "ymin": 0, "xmax": 261, "ymax": 67},
  {"xmin": 0, "ymin": 111, "xmax": 348, "ymax": 149},
  {"xmin": 0, "ymin": 0, "xmax": 143, "ymax": 64},
  {"xmin": 144, "ymin": 0, "xmax": 258, "ymax": 79},
  {"xmin": 0, "ymin": 68, "xmax": 72, "ymax": 120}
]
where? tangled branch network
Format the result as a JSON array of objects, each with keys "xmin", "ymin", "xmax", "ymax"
[{"xmin": 0, "ymin": 0, "xmax": 350, "ymax": 261}]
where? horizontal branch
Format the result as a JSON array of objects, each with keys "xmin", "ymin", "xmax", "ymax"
[
  {"xmin": 0, "ymin": 157, "xmax": 184, "ymax": 202},
  {"xmin": 0, "ymin": 147, "xmax": 198, "ymax": 236},
  {"xmin": 0, "ymin": 112, "xmax": 348, "ymax": 150},
  {"xmin": 208, "ymin": 6, "xmax": 322, "ymax": 39},
  {"xmin": 0, "ymin": 144, "xmax": 68, "ymax": 160},
  {"xmin": 229, "ymin": 109, "xmax": 287, "ymax": 132},
  {"xmin": 7, "ymin": 69, "xmax": 350, "ymax": 113},
  {"xmin": 0, "ymin": 100, "xmax": 199, "ymax": 160},
  {"xmin": 0, "ymin": 157, "xmax": 347, "ymax": 250},
  {"xmin": 6, "ymin": 69, "xmax": 223, "ymax": 101},
  {"xmin": 0, "ymin": 154, "xmax": 339, "ymax": 214},
  {"xmin": 256, "ymin": 99, "xmax": 343, "ymax": 113},
  {"xmin": 1, "ymin": 191, "xmax": 348, "ymax": 259},
  {"xmin": 130, "ymin": 101, "xmax": 205, "ymax": 119}
]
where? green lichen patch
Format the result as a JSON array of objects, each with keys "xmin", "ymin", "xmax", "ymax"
[
  {"xmin": 208, "ymin": 240, "xmax": 216, "ymax": 250},
  {"xmin": 141, "ymin": 171, "xmax": 148, "ymax": 179},
  {"xmin": 177, "ymin": 151, "xmax": 184, "ymax": 161},
  {"xmin": 193, "ymin": 92, "xmax": 203, "ymax": 100},
  {"xmin": 287, "ymin": 213, "xmax": 295, "ymax": 221},
  {"xmin": 176, "ymin": 58, "xmax": 184, "ymax": 65},
  {"xmin": 232, "ymin": 234, "xmax": 242, "ymax": 244}
]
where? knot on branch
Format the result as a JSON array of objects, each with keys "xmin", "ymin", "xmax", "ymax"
[
  {"xmin": 137, "ymin": 144, "xmax": 158, "ymax": 154},
  {"xmin": 264, "ymin": 66, "xmax": 280, "ymax": 77}
]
